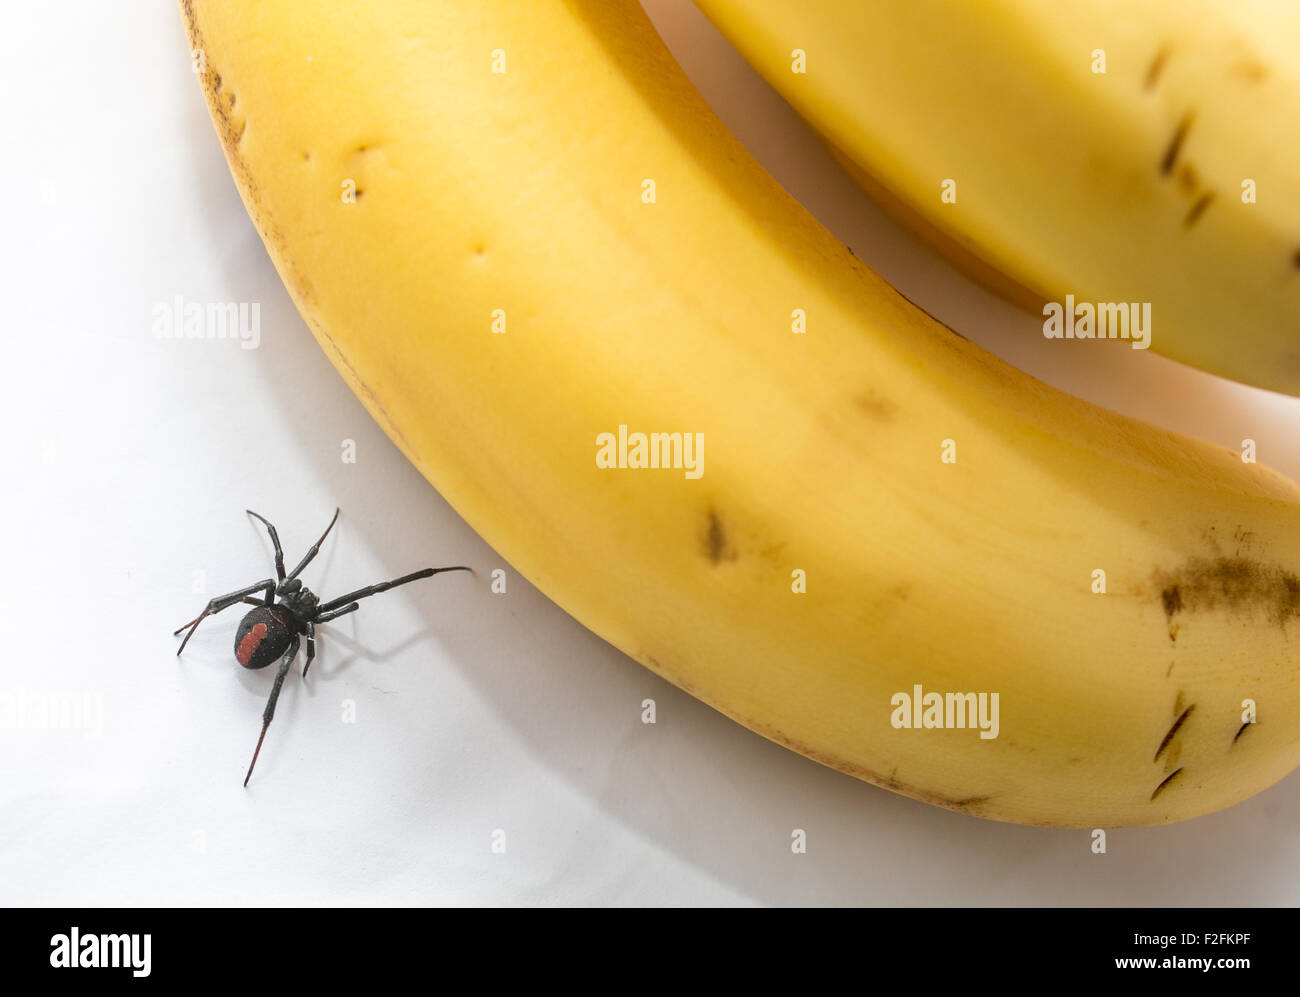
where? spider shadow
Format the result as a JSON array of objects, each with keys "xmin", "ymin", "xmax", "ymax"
[
  {"xmin": 213, "ymin": 616, "xmax": 442, "ymax": 770},
  {"xmin": 301, "ymin": 624, "xmax": 443, "ymax": 685}
]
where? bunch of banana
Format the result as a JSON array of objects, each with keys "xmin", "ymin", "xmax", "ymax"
[
  {"xmin": 181, "ymin": 0, "xmax": 1300, "ymax": 826},
  {"xmin": 693, "ymin": 0, "xmax": 1300, "ymax": 395}
]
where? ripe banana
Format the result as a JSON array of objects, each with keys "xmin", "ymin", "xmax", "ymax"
[
  {"xmin": 181, "ymin": 0, "xmax": 1300, "ymax": 826},
  {"xmin": 693, "ymin": 0, "xmax": 1300, "ymax": 395}
]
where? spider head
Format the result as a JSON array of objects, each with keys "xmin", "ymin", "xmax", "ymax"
[{"xmin": 277, "ymin": 578, "xmax": 319, "ymax": 619}]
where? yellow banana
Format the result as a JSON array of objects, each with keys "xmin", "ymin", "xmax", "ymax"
[
  {"xmin": 181, "ymin": 0, "xmax": 1300, "ymax": 825},
  {"xmin": 694, "ymin": 0, "xmax": 1300, "ymax": 395}
]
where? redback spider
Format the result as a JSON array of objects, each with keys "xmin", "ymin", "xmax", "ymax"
[{"xmin": 173, "ymin": 508, "xmax": 470, "ymax": 785}]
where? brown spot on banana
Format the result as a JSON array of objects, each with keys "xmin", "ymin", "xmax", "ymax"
[
  {"xmin": 1161, "ymin": 585, "xmax": 1183, "ymax": 619},
  {"xmin": 702, "ymin": 508, "xmax": 736, "ymax": 564},
  {"xmin": 1144, "ymin": 46, "xmax": 1171, "ymax": 91},
  {"xmin": 1230, "ymin": 57, "xmax": 1268, "ymax": 84},
  {"xmin": 1154, "ymin": 704, "xmax": 1195, "ymax": 762},
  {"xmin": 1153, "ymin": 556, "xmax": 1300, "ymax": 632},
  {"xmin": 1183, "ymin": 192, "xmax": 1215, "ymax": 228},
  {"xmin": 854, "ymin": 390, "xmax": 899, "ymax": 422},
  {"xmin": 1150, "ymin": 767, "xmax": 1184, "ymax": 801},
  {"xmin": 1160, "ymin": 112, "xmax": 1195, "ymax": 177}
]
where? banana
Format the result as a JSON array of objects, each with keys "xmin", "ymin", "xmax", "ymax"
[
  {"xmin": 180, "ymin": 0, "xmax": 1300, "ymax": 826},
  {"xmin": 693, "ymin": 0, "xmax": 1300, "ymax": 395}
]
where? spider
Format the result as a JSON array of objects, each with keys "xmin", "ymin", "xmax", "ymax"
[{"xmin": 173, "ymin": 508, "xmax": 470, "ymax": 786}]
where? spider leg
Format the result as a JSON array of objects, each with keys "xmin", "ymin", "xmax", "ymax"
[
  {"xmin": 244, "ymin": 634, "xmax": 300, "ymax": 787},
  {"xmin": 314, "ymin": 602, "xmax": 358, "ymax": 624},
  {"xmin": 317, "ymin": 565, "xmax": 471, "ymax": 614},
  {"xmin": 174, "ymin": 579, "xmax": 277, "ymax": 655},
  {"xmin": 302, "ymin": 621, "xmax": 317, "ymax": 678},
  {"xmin": 285, "ymin": 507, "xmax": 340, "ymax": 582},
  {"xmin": 247, "ymin": 510, "xmax": 286, "ymax": 581}
]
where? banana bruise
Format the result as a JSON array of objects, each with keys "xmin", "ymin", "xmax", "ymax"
[{"xmin": 182, "ymin": 0, "xmax": 1300, "ymax": 825}]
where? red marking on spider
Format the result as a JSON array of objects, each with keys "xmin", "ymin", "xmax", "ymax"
[{"xmin": 236, "ymin": 623, "xmax": 269, "ymax": 666}]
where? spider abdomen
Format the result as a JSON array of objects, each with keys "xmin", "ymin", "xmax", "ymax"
[{"xmin": 233, "ymin": 605, "xmax": 297, "ymax": 669}]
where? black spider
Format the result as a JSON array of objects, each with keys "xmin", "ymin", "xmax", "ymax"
[{"xmin": 173, "ymin": 508, "xmax": 470, "ymax": 785}]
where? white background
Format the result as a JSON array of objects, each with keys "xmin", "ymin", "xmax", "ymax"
[{"xmin": 2, "ymin": 0, "xmax": 1298, "ymax": 906}]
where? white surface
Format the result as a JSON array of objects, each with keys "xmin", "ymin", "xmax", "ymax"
[{"xmin": 1, "ymin": 0, "xmax": 1298, "ymax": 907}]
